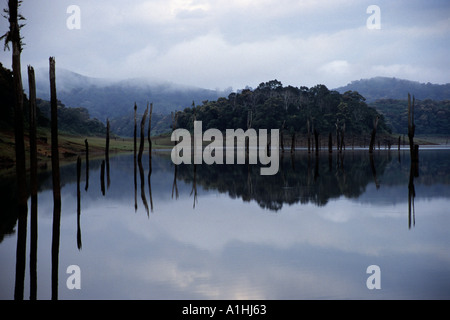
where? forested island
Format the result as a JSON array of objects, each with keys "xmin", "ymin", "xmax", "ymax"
[{"xmin": 175, "ymin": 80, "xmax": 391, "ymax": 150}]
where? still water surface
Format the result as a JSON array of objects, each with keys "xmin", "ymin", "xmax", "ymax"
[{"xmin": 1, "ymin": 148, "xmax": 449, "ymax": 299}]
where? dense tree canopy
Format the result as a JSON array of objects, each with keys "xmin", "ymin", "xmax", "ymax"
[{"xmin": 175, "ymin": 80, "xmax": 391, "ymax": 138}]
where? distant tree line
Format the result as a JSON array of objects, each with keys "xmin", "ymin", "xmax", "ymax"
[{"xmin": 370, "ymin": 98, "xmax": 450, "ymax": 135}]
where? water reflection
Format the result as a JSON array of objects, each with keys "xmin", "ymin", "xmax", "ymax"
[
  {"xmin": 1, "ymin": 148, "xmax": 450, "ymax": 299},
  {"xmin": 77, "ymin": 156, "xmax": 82, "ymax": 250},
  {"xmin": 138, "ymin": 159, "xmax": 149, "ymax": 216},
  {"xmin": 175, "ymin": 151, "xmax": 393, "ymax": 210}
]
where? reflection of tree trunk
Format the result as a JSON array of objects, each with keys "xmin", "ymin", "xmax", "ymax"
[
  {"xmin": 101, "ymin": 160, "xmax": 105, "ymax": 196},
  {"xmin": 370, "ymin": 154, "xmax": 380, "ymax": 189},
  {"xmin": 247, "ymin": 110, "xmax": 252, "ymax": 155},
  {"xmin": 172, "ymin": 165, "xmax": 179, "ymax": 199},
  {"xmin": 28, "ymin": 66, "xmax": 38, "ymax": 300},
  {"xmin": 408, "ymin": 163, "xmax": 416, "ymax": 229},
  {"xmin": 77, "ymin": 156, "xmax": 82, "ymax": 250},
  {"xmin": 134, "ymin": 159, "xmax": 137, "ymax": 211},
  {"xmin": 291, "ymin": 152, "xmax": 295, "ymax": 172},
  {"xmin": 148, "ymin": 157, "xmax": 153, "ymax": 213},
  {"xmin": 191, "ymin": 164, "xmax": 198, "ymax": 208},
  {"xmin": 50, "ymin": 57, "xmax": 62, "ymax": 301},
  {"xmin": 138, "ymin": 159, "xmax": 149, "ymax": 216},
  {"xmin": 85, "ymin": 139, "xmax": 89, "ymax": 191},
  {"xmin": 280, "ymin": 120, "xmax": 285, "ymax": 153},
  {"xmin": 328, "ymin": 153, "xmax": 332, "ymax": 172},
  {"xmin": 314, "ymin": 154, "xmax": 319, "ymax": 181},
  {"xmin": 247, "ymin": 163, "xmax": 253, "ymax": 197}
]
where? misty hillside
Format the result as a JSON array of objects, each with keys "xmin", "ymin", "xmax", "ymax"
[
  {"xmin": 335, "ymin": 77, "xmax": 450, "ymax": 102},
  {"xmin": 27, "ymin": 68, "xmax": 231, "ymax": 122}
]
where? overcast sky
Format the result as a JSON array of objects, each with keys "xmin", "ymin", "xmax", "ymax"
[{"xmin": 0, "ymin": 0, "xmax": 449, "ymax": 90}]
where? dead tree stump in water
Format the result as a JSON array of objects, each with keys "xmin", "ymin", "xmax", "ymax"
[
  {"xmin": 408, "ymin": 93, "xmax": 419, "ymax": 166},
  {"xmin": 148, "ymin": 102, "xmax": 153, "ymax": 159},
  {"xmin": 369, "ymin": 115, "xmax": 379, "ymax": 154},
  {"xmin": 28, "ymin": 65, "xmax": 38, "ymax": 300},
  {"xmin": 49, "ymin": 56, "xmax": 62, "ymax": 301},
  {"xmin": 138, "ymin": 105, "xmax": 149, "ymax": 163}
]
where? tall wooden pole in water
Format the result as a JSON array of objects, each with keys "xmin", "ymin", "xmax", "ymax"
[
  {"xmin": 408, "ymin": 93, "xmax": 419, "ymax": 165},
  {"xmin": 6, "ymin": 0, "xmax": 27, "ymax": 300},
  {"xmin": 28, "ymin": 65, "xmax": 38, "ymax": 300},
  {"xmin": 85, "ymin": 139, "xmax": 89, "ymax": 191},
  {"xmin": 50, "ymin": 56, "xmax": 62, "ymax": 300},
  {"xmin": 138, "ymin": 105, "xmax": 149, "ymax": 162},
  {"xmin": 134, "ymin": 103, "xmax": 137, "ymax": 160},
  {"xmin": 106, "ymin": 118, "xmax": 110, "ymax": 189},
  {"xmin": 369, "ymin": 116, "xmax": 379, "ymax": 154},
  {"xmin": 148, "ymin": 102, "xmax": 153, "ymax": 160}
]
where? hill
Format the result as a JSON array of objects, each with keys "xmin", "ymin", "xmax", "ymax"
[
  {"xmin": 27, "ymin": 68, "xmax": 231, "ymax": 122},
  {"xmin": 335, "ymin": 77, "xmax": 450, "ymax": 102},
  {"xmin": 369, "ymin": 99, "xmax": 450, "ymax": 136}
]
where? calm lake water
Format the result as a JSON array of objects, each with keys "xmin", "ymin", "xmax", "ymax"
[{"xmin": 1, "ymin": 148, "xmax": 450, "ymax": 300}]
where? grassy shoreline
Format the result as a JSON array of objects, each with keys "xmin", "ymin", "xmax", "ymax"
[
  {"xmin": 0, "ymin": 128, "xmax": 174, "ymax": 177},
  {"xmin": 1, "ymin": 128, "xmax": 448, "ymax": 177}
]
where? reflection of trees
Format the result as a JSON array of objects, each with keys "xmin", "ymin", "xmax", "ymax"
[
  {"xmin": 176, "ymin": 151, "xmax": 392, "ymax": 211},
  {"xmin": 138, "ymin": 159, "xmax": 149, "ymax": 216},
  {"xmin": 408, "ymin": 153, "xmax": 419, "ymax": 229}
]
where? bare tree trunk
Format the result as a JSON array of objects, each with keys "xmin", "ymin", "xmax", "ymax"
[
  {"xmin": 335, "ymin": 121, "xmax": 340, "ymax": 152},
  {"xmin": 134, "ymin": 103, "xmax": 137, "ymax": 160},
  {"xmin": 340, "ymin": 123, "xmax": 345, "ymax": 153},
  {"xmin": 106, "ymin": 118, "xmax": 110, "ymax": 160},
  {"xmin": 408, "ymin": 93, "xmax": 419, "ymax": 165},
  {"xmin": 84, "ymin": 139, "xmax": 89, "ymax": 191},
  {"xmin": 28, "ymin": 65, "xmax": 38, "ymax": 301},
  {"xmin": 290, "ymin": 132, "xmax": 295, "ymax": 154},
  {"xmin": 148, "ymin": 102, "xmax": 153, "ymax": 159},
  {"xmin": 280, "ymin": 120, "xmax": 285, "ymax": 153},
  {"xmin": 134, "ymin": 103, "xmax": 137, "ymax": 211},
  {"xmin": 106, "ymin": 118, "xmax": 110, "ymax": 189},
  {"xmin": 369, "ymin": 116, "xmax": 379, "ymax": 154},
  {"xmin": 138, "ymin": 105, "xmax": 149, "ymax": 162},
  {"xmin": 8, "ymin": 0, "xmax": 27, "ymax": 301},
  {"xmin": 247, "ymin": 110, "xmax": 252, "ymax": 155},
  {"xmin": 307, "ymin": 119, "xmax": 311, "ymax": 154},
  {"xmin": 328, "ymin": 132, "xmax": 332, "ymax": 154},
  {"xmin": 50, "ymin": 56, "xmax": 61, "ymax": 301},
  {"xmin": 314, "ymin": 129, "xmax": 319, "ymax": 156}
]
